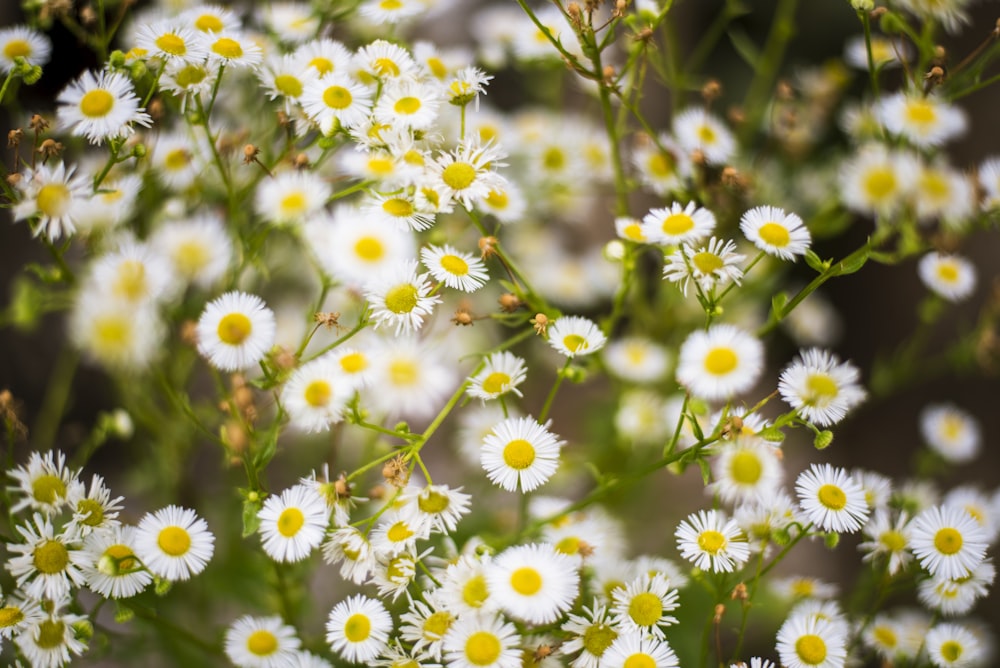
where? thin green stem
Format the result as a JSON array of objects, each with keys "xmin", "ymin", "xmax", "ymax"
[
  {"xmin": 861, "ymin": 11, "xmax": 881, "ymax": 100},
  {"xmin": 31, "ymin": 346, "xmax": 79, "ymax": 452},
  {"xmin": 0, "ymin": 69, "xmax": 17, "ymax": 106},
  {"xmin": 538, "ymin": 358, "xmax": 571, "ymax": 424},
  {"xmin": 741, "ymin": 0, "xmax": 799, "ymax": 143}
]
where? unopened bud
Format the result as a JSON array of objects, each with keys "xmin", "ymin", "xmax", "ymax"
[
  {"xmin": 498, "ymin": 293, "xmax": 521, "ymax": 313},
  {"xmin": 814, "ymin": 430, "xmax": 834, "ymax": 449}
]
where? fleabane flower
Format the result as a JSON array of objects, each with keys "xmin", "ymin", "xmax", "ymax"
[
  {"xmin": 481, "ymin": 416, "xmax": 564, "ymax": 493},
  {"xmin": 909, "ymin": 504, "xmax": 988, "ymax": 580},
  {"xmin": 561, "ymin": 601, "xmax": 619, "ymax": 668},
  {"xmin": 282, "ymin": 357, "xmax": 354, "ymax": 432},
  {"xmin": 225, "ymin": 614, "xmax": 302, "ymax": 668},
  {"xmin": 662, "ymin": 236, "xmax": 745, "ymax": 296},
  {"xmin": 485, "ymin": 542, "xmax": 580, "ymax": 624},
  {"xmin": 795, "ymin": 464, "xmax": 870, "ymax": 533},
  {"xmin": 775, "ymin": 611, "xmax": 847, "ymax": 668},
  {"xmin": 924, "ymin": 622, "xmax": 982, "ymax": 667},
  {"xmin": 200, "ymin": 30, "xmax": 263, "ymax": 69},
  {"xmin": 918, "ymin": 252, "xmax": 976, "ymax": 302},
  {"xmin": 709, "ymin": 440, "xmax": 784, "ymax": 504},
  {"xmin": 442, "ymin": 614, "xmax": 522, "ymax": 668},
  {"xmin": 56, "ymin": 69, "xmax": 152, "ymax": 144},
  {"xmin": 641, "ymin": 201, "xmax": 716, "ymax": 245},
  {"xmin": 739, "ymin": 205, "xmax": 811, "ymax": 260},
  {"xmin": 778, "ymin": 348, "xmax": 866, "ymax": 426},
  {"xmin": 255, "ymin": 170, "xmax": 331, "ymax": 225},
  {"xmin": 839, "ymin": 144, "xmax": 918, "ymax": 217},
  {"xmin": 673, "ymin": 107, "xmax": 736, "ymax": 164},
  {"xmin": 326, "ymin": 595, "xmax": 393, "ymax": 663},
  {"xmin": 547, "ymin": 316, "xmax": 607, "ymax": 358},
  {"xmin": 676, "ymin": 325, "xmax": 764, "ymax": 401},
  {"xmin": 675, "ymin": 509, "xmax": 750, "ymax": 573},
  {"xmin": 81, "ymin": 525, "xmax": 151, "ymax": 599},
  {"xmin": 13, "ymin": 161, "xmax": 91, "ymax": 241},
  {"xmin": 603, "ymin": 336, "xmax": 671, "ymax": 384},
  {"xmin": 258, "ymin": 484, "xmax": 330, "ymax": 563},
  {"xmin": 300, "ymin": 72, "xmax": 374, "ymax": 132},
  {"xmin": 427, "ymin": 137, "xmax": 508, "ymax": 210},
  {"xmin": 365, "ymin": 259, "xmax": 441, "ymax": 335},
  {"xmin": 15, "ymin": 604, "xmax": 89, "ymax": 668},
  {"xmin": 610, "ymin": 572, "xmax": 679, "ymax": 638},
  {"xmin": 8, "ymin": 449, "xmax": 77, "ymax": 516},
  {"xmin": 601, "ymin": 632, "xmax": 679, "ymax": 668},
  {"xmin": 6, "ymin": 513, "xmax": 88, "ymax": 600},
  {"xmin": 0, "ymin": 25, "xmax": 52, "ymax": 73},
  {"xmin": 421, "ymin": 243, "xmax": 490, "ymax": 291},
  {"xmin": 134, "ymin": 20, "xmax": 208, "ymax": 63},
  {"xmin": 134, "ymin": 505, "xmax": 214, "ymax": 581},
  {"xmin": 374, "ymin": 77, "xmax": 442, "ymax": 131},
  {"xmin": 858, "ymin": 509, "xmax": 913, "ymax": 575},
  {"xmin": 919, "ymin": 403, "xmax": 981, "ymax": 463},
  {"xmin": 877, "ymin": 92, "xmax": 967, "ymax": 147},
  {"xmin": 467, "ymin": 351, "xmax": 527, "ymax": 401},
  {"xmin": 196, "ymin": 291, "xmax": 277, "ymax": 372}
]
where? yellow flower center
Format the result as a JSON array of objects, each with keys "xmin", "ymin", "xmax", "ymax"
[
  {"xmin": 817, "ymin": 484, "xmax": 847, "ymax": 511},
  {"xmin": 157, "ymin": 526, "xmax": 191, "ymax": 556},
  {"xmin": 367, "ymin": 156, "xmax": 395, "ymax": 175},
  {"xmin": 384, "ymin": 283, "xmax": 419, "ymax": 314},
  {"xmin": 563, "ymin": 334, "xmax": 588, "ymax": 353},
  {"xmin": 36, "ymin": 183, "xmax": 70, "ymax": 218},
  {"xmin": 36, "ymin": 620, "xmax": 65, "ymax": 650},
  {"xmin": 273, "ymin": 74, "xmax": 303, "ymax": 98},
  {"xmin": 105, "ymin": 543, "xmax": 137, "ymax": 571},
  {"xmin": 628, "ymin": 592, "xmax": 662, "ymax": 626},
  {"xmin": 3, "ymin": 39, "xmax": 32, "ymax": 59},
  {"xmin": 33, "ymin": 540, "xmax": 69, "ymax": 574},
  {"xmin": 164, "ymin": 148, "xmax": 191, "ymax": 171},
  {"xmin": 426, "ymin": 56, "xmax": 447, "ymax": 78},
  {"xmin": 93, "ymin": 315, "xmax": 132, "ymax": 354},
  {"xmin": 863, "ymin": 168, "xmax": 896, "ymax": 200},
  {"xmin": 278, "ymin": 507, "xmax": 306, "ymax": 537},
  {"xmin": 389, "ymin": 359, "xmax": 418, "ymax": 386},
  {"xmin": 374, "ymin": 57, "xmax": 401, "ymax": 77},
  {"xmin": 623, "ymin": 653, "xmax": 656, "ymax": 668},
  {"xmin": 481, "ymin": 372, "xmax": 511, "ymax": 395},
  {"xmin": 418, "ymin": 490, "xmax": 449, "ymax": 514},
  {"xmin": 503, "ymin": 439, "xmax": 535, "ymax": 470},
  {"xmin": 442, "ymin": 162, "xmax": 476, "ymax": 190},
  {"xmin": 462, "ymin": 574, "xmax": 489, "ymax": 607},
  {"xmin": 465, "ymin": 631, "xmax": 501, "ymax": 666},
  {"xmin": 386, "ymin": 521, "xmax": 414, "ymax": 543},
  {"xmin": 113, "ymin": 259, "xmax": 148, "ymax": 302},
  {"xmin": 697, "ymin": 529, "xmax": 727, "ymax": 555},
  {"xmin": 791, "ymin": 579, "xmax": 815, "ymax": 597},
  {"xmin": 582, "ymin": 624, "xmax": 617, "ymax": 657},
  {"xmin": 697, "ymin": 124, "xmax": 717, "ymax": 143},
  {"xmin": 730, "ymin": 450, "xmax": 763, "ymax": 484},
  {"xmin": 905, "ymin": 100, "xmax": 936, "ymax": 126},
  {"xmin": 194, "ymin": 14, "xmax": 224, "ymax": 32},
  {"xmin": 340, "ymin": 352, "xmax": 367, "ymax": 374},
  {"xmin": 805, "ymin": 373, "xmax": 839, "ymax": 405},
  {"xmin": 174, "ymin": 65, "xmax": 207, "ymax": 87},
  {"xmin": 304, "ymin": 380, "xmax": 332, "ymax": 407},
  {"xmin": 77, "ymin": 498, "xmax": 105, "ymax": 526},
  {"xmin": 510, "ymin": 567, "xmax": 542, "ymax": 595},
  {"xmin": 155, "ymin": 33, "xmax": 187, "ymax": 56},
  {"xmin": 940, "ymin": 640, "xmax": 963, "ymax": 663},
  {"xmin": 921, "ymin": 170, "xmax": 950, "ymax": 201},
  {"xmin": 0, "ymin": 606, "xmax": 24, "ymax": 628},
  {"xmin": 247, "ymin": 629, "xmax": 278, "ymax": 656},
  {"xmin": 354, "ymin": 237, "xmax": 384, "ymax": 261},
  {"xmin": 622, "ymin": 223, "xmax": 645, "ymax": 241},
  {"xmin": 80, "ymin": 89, "xmax": 114, "ymax": 117},
  {"xmin": 935, "ymin": 261, "xmax": 959, "ymax": 284},
  {"xmin": 344, "ymin": 613, "xmax": 371, "ymax": 643},
  {"xmin": 556, "ymin": 536, "xmax": 581, "ymax": 555},
  {"xmin": 32, "ymin": 474, "xmax": 66, "ymax": 504},
  {"xmin": 280, "ymin": 192, "xmax": 307, "ymax": 217},
  {"xmin": 542, "ymin": 147, "xmax": 565, "ymax": 171},
  {"xmin": 648, "ymin": 151, "xmax": 677, "ymax": 177},
  {"xmin": 394, "ymin": 96, "xmax": 421, "ymax": 115},
  {"xmin": 382, "ymin": 198, "xmax": 413, "ymax": 218},
  {"xmin": 880, "ymin": 530, "xmax": 906, "ymax": 552},
  {"xmin": 440, "ymin": 254, "xmax": 469, "ymax": 275},
  {"xmin": 323, "ymin": 85, "xmax": 353, "ymax": 110},
  {"xmin": 758, "ymin": 222, "xmax": 790, "ymax": 247},
  {"xmin": 661, "ymin": 212, "xmax": 694, "ymax": 236},
  {"xmin": 217, "ymin": 312, "xmax": 253, "ymax": 345},
  {"xmin": 174, "ymin": 240, "xmax": 210, "ymax": 277},
  {"xmin": 211, "ymin": 37, "xmax": 243, "ymax": 59},
  {"xmin": 934, "ymin": 527, "xmax": 963, "ymax": 555},
  {"xmin": 422, "ymin": 610, "xmax": 453, "ymax": 638},
  {"xmin": 308, "ymin": 57, "xmax": 333, "ymax": 75},
  {"xmin": 704, "ymin": 347, "xmax": 737, "ymax": 375},
  {"xmin": 872, "ymin": 625, "xmax": 897, "ymax": 648},
  {"xmin": 692, "ymin": 251, "xmax": 724, "ymax": 275},
  {"xmin": 795, "ymin": 634, "xmax": 827, "ymax": 665}
]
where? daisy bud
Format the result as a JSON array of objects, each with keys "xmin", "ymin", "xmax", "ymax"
[
  {"xmin": 29, "ymin": 114, "xmax": 48, "ymax": 132},
  {"xmin": 7, "ymin": 128, "xmax": 22, "ymax": 147},
  {"xmin": 531, "ymin": 313, "xmax": 549, "ymax": 336},
  {"xmin": 824, "ymin": 532, "xmax": 840, "ymax": 549},
  {"xmin": 498, "ymin": 293, "xmax": 521, "ymax": 312},
  {"xmin": 850, "ymin": 0, "xmax": 873, "ymax": 10},
  {"xmin": 702, "ymin": 79, "xmax": 721, "ymax": 102},
  {"xmin": 114, "ymin": 606, "xmax": 135, "ymax": 623}
]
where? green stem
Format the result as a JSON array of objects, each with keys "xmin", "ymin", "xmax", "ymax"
[
  {"xmin": 757, "ymin": 522, "xmax": 813, "ymax": 580},
  {"xmin": 741, "ymin": 0, "xmax": 800, "ymax": 143},
  {"xmin": 131, "ymin": 606, "xmax": 222, "ymax": 657},
  {"xmin": 538, "ymin": 358, "xmax": 571, "ymax": 424},
  {"xmin": 302, "ymin": 306, "xmax": 370, "ymax": 363},
  {"xmin": 861, "ymin": 11, "xmax": 881, "ymax": 100},
  {"xmin": 0, "ymin": 70, "xmax": 17, "ymax": 106},
  {"xmin": 32, "ymin": 346, "xmax": 79, "ymax": 452}
]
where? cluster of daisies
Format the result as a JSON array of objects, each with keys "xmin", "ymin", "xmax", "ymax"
[{"xmin": 1, "ymin": 451, "xmax": 214, "ymax": 667}]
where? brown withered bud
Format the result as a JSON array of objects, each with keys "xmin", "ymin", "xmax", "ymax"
[
  {"xmin": 727, "ymin": 106, "xmax": 746, "ymax": 126},
  {"xmin": 0, "ymin": 389, "xmax": 28, "ymax": 443},
  {"xmin": 382, "ymin": 454, "xmax": 410, "ymax": 488},
  {"xmin": 614, "ymin": 0, "xmax": 628, "ymax": 17},
  {"xmin": 924, "ymin": 66, "xmax": 945, "ymax": 86},
  {"xmin": 577, "ymin": 541, "xmax": 596, "ymax": 558},
  {"xmin": 690, "ymin": 148, "xmax": 707, "ymax": 167},
  {"xmin": 276, "ymin": 110, "xmax": 291, "ymax": 127},
  {"xmin": 533, "ymin": 645, "xmax": 556, "ymax": 663},
  {"xmin": 224, "ymin": 419, "xmax": 248, "ymax": 454},
  {"xmin": 713, "ymin": 603, "xmax": 725, "ymax": 623},
  {"xmin": 869, "ymin": 7, "xmax": 888, "ymax": 19},
  {"xmin": 37, "ymin": 138, "xmax": 63, "ymax": 162},
  {"xmin": 369, "ymin": 484, "xmax": 386, "ymax": 500},
  {"xmin": 721, "ymin": 166, "xmax": 748, "ymax": 190},
  {"xmin": 479, "ymin": 235, "xmax": 498, "ymax": 259},
  {"xmin": 293, "ymin": 153, "xmax": 310, "ymax": 169},
  {"xmin": 180, "ymin": 320, "xmax": 199, "ymax": 346},
  {"xmin": 702, "ymin": 79, "xmax": 722, "ymax": 103},
  {"xmin": 603, "ymin": 65, "xmax": 616, "ymax": 85},
  {"xmin": 334, "ymin": 474, "xmax": 351, "ymax": 499},
  {"xmin": 498, "ymin": 293, "xmax": 521, "ymax": 313},
  {"xmin": 934, "ymin": 45, "xmax": 946, "ymax": 61},
  {"xmin": 452, "ymin": 308, "xmax": 474, "ymax": 326},
  {"xmin": 634, "ymin": 26, "xmax": 655, "ymax": 43},
  {"xmin": 80, "ymin": 5, "xmax": 97, "ymax": 26},
  {"xmin": 8, "ymin": 129, "xmax": 23, "ymax": 148},
  {"xmin": 272, "ymin": 347, "xmax": 297, "ymax": 372},
  {"xmin": 29, "ymin": 114, "xmax": 49, "ymax": 132},
  {"xmin": 531, "ymin": 313, "xmax": 549, "ymax": 336},
  {"xmin": 147, "ymin": 98, "xmax": 165, "ymax": 121},
  {"xmin": 720, "ymin": 415, "xmax": 745, "ymax": 440},
  {"xmin": 731, "ymin": 582, "xmax": 749, "ymax": 602},
  {"xmin": 6, "ymin": 173, "xmax": 22, "ymax": 187},
  {"xmin": 314, "ymin": 311, "xmax": 342, "ymax": 329},
  {"xmin": 567, "ymin": 3, "xmax": 583, "ymax": 29},
  {"xmin": 776, "ymin": 79, "xmax": 794, "ymax": 101},
  {"xmin": 243, "ymin": 144, "xmax": 260, "ymax": 165}
]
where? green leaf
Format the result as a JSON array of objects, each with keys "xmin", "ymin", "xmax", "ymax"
[
  {"xmin": 771, "ymin": 292, "xmax": 788, "ymax": 316},
  {"xmin": 758, "ymin": 427, "xmax": 786, "ymax": 443},
  {"xmin": 835, "ymin": 247, "xmax": 871, "ymax": 276},
  {"xmin": 727, "ymin": 27, "xmax": 760, "ymax": 68},
  {"xmin": 252, "ymin": 424, "xmax": 280, "ymax": 470},
  {"xmin": 698, "ymin": 458, "xmax": 712, "ymax": 486},
  {"xmin": 804, "ymin": 250, "xmax": 827, "ymax": 274},
  {"xmin": 242, "ymin": 496, "xmax": 263, "ymax": 537}
]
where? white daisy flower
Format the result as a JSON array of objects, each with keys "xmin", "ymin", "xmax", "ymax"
[
  {"xmin": 258, "ymin": 484, "xmax": 330, "ymax": 563},
  {"xmin": 662, "ymin": 237, "xmax": 745, "ymax": 297},
  {"xmin": 148, "ymin": 130, "xmax": 208, "ymax": 190},
  {"xmin": 401, "ymin": 483, "xmax": 472, "ymax": 535},
  {"xmin": 71, "ymin": 294, "xmax": 163, "ymax": 370},
  {"xmin": 13, "ymin": 161, "xmax": 91, "ymax": 241},
  {"xmin": 769, "ymin": 576, "xmax": 838, "ymax": 601},
  {"xmin": 196, "ymin": 291, "xmax": 277, "ymax": 372},
  {"xmin": 8, "ymin": 449, "xmax": 77, "ymax": 516},
  {"xmin": 914, "ymin": 161, "xmax": 975, "ymax": 226},
  {"xmin": 322, "ymin": 527, "xmax": 375, "ymax": 585},
  {"xmin": 375, "ymin": 78, "xmax": 442, "ymax": 131},
  {"xmin": 359, "ymin": 0, "xmax": 426, "ymax": 24},
  {"xmin": 365, "ymin": 336, "xmax": 457, "ymax": 420},
  {"xmin": 978, "ymin": 155, "xmax": 1000, "ymax": 209},
  {"xmin": 843, "ymin": 34, "xmax": 909, "ymax": 70},
  {"xmin": 326, "ymin": 595, "xmax": 393, "ymax": 663},
  {"xmin": 739, "ymin": 205, "xmax": 811, "ymax": 260},
  {"xmin": 56, "ymin": 69, "xmax": 152, "ymax": 145},
  {"xmin": 15, "ymin": 605, "xmax": 89, "ymax": 668},
  {"xmin": 281, "ymin": 357, "xmax": 354, "ymax": 433},
  {"xmin": 65, "ymin": 474, "xmax": 124, "ymax": 537},
  {"xmin": 640, "ymin": 201, "xmax": 716, "ymax": 245},
  {"xmin": 614, "ymin": 390, "xmax": 673, "ymax": 445},
  {"xmin": 861, "ymin": 613, "xmax": 906, "ymax": 662},
  {"xmin": 675, "ymin": 509, "xmax": 750, "ymax": 573},
  {"xmin": 672, "ymin": 107, "xmax": 736, "ymax": 165},
  {"xmin": 151, "ymin": 214, "xmax": 233, "ymax": 289},
  {"xmin": 183, "ymin": 4, "xmax": 241, "ymax": 34},
  {"xmin": 610, "ymin": 572, "xmax": 679, "ymax": 638},
  {"xmin": 877, "ymin": 92, "xmax": 967, "ymax": 147},
  {"xmin": 918, "ymin": 559, "xmax": 995, "ymax": 616},
  {"xmin": 159, "ymin": 59, "xmax": 217, "ymax": 111},
  {"xmin": 839, "ymin": 144, "xmax": 918, "ymax": 217},
  {"xmin": 442, "ymin": 614, "xmax": 522, "ymax": 668},
  {"xmin": 436, "ymin": 554, "xmax": 497, "ymax": 617},
  {"xmin": 399, "ymin": 599, "xmax": 455, "ymax": 661},
  {"xmin": 778, "ymin": 348, "xmax": 866, "ymax": 426},
  {"xmin": 481, "ymin": 416, "xmax": 563, "ymax": 493},
  {"xmin": 918, "ymin": 252, "xmax": 976, "ymax": 302},
  {"xmin": 81, "ymin": 525, "xmax": 152, "ymax": 599},
  {"xmin": 467, "ymin": 351, "xmax": 528, "ymax": 401},
  {"xmin": 326, "ymin": 345, "xmax": 375, "ymax": 390},
  {"xmin": 255, "ymin": 170, "xmax": 331, "ymax": 226},
  {"xmin": 134, "ymin": 505, "xmax": 214, "ymax": 581},
  {"xmin": 421, "ymin": 244, "xmax": 489, "ymax": 291},
  {"xmin": 795, "ymin": 463, "xmax": 870, "ymax": 533},
  {"xmin": 919, "ymin": 403, "xmax": 981, "ymax": 463},
  {"xmin": 561, "ymin": 601, "xmax": 619, "ymax": 668},
  {"xmin": 925, "ymin": 622, "xmax": 982, "ymax": 667},
  {"xmin": 365, "ymin": 259, "xmax": 442, "ymax": 335},
  {"xmin": 708, "ymin": 440, "xmax": 784, "ymax": 504},
  {"xmin": 87, "ymin": 240, "xmax": 178, "ymax": 307},
  {"xmin": 0, "ymin": 591, "xmax": 45, "ymax": 642},
  {"xmin": 369, "ymin": 507, "xmax": 432, "ymax": 558},
  {"xmin": 615, "ymin": 216, "xmax": 649, "ymax": 243},
  {"xmin": 363, "ymin": 191, "xmax": 435, "ymax": 231},
  {"xmin": 547, "ymin": 315, "xmax": 607, "ymax": 358},
  {"xmin": 262, "ymin": 3, "xmax": 320, "ymax": 43},
  {"xmin": 134, "ymin": 20, "xmax": 208, "ymax": 63},
  {"xmin": 909, "ymin": 504, "xmax": 988, "ymax": 580},
  {"xmin": 446, "ymin": 65, "xmax": 493, "ymax": 109},
  {"xmin": 775, "ymin": 611, "xmax": 847, "ymax": 668},
  {"xmin": 354, "ymin": 40, "xmax": 419, "ymax": 82},
  {"xmin": 479, "ymin": 181, "xmax": 526, "ymax": 224},
  {"xmin": 631, "ymin": 134, "xmax": 690, "ymax": 197},
  {"xmin": 6, "ymin": 513, "xmax": 88, "ymax": 600},
  {"xmin": 427, "ymin": 137, "xmax": 508, "ymax": 210},
  {"xmin": 485, "ymin": 542, "xmax": 580, "ymax": 624},
  {"xmin": 372, "ymin": 550, "xmax": 419, "ymax": 601},
  {"xmin": 225, "ymin": 614, "xmax": 302, "ymax": 668},
  {"xmin": 944, "ymin": 485, "xmax": 998, "ymax": 542},
  {"xmin": 601, "ymin": 632, "xmax": 679, "ymax": 668},
  {"xmin": 304, "ymin": 209, "xmax": 416, "ymax": 287},
  {"xmin": 676, "ymin": 325, "xmax": 764, "ymax": 401},
  {"xmin": 603, "ymin": 336, "xmax": 671, "ymax": 384},
  {"xmin": 855, "ymin": 469, "xmax": 893, "ymax": 512},
  {"xmin": 200, "ymin": 30, "xmax": 263, "ymax": 69},
  {"xmin": 72, "ymin": 172, "xmax": 141, "ymax": 234},
  {"xmin": 858, "ymin": 508, "xmax": 912, "ymax": 575},
  {"xmin": 301, "ymin": 72, "xmax": 374, "ymax": 133},
  {"xmin": 257, "ymin": 52, "xmax": 315, "ymax": 112},
  {"xmin": 0, "ymin": 25, "xmax": 51, "ymax": 73},
  {"xmin": 294, "ymin": 38, "xmax": 353, "ymax": 78}
]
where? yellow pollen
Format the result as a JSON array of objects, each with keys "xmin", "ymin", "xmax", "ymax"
[
  {"xmin": 628, "ymin": 592, "xmax": 662, "ymax": 626},
  {"xmin": 0, "ymin": 606, "xmax": 24, "ymax": 628},
  {"xmin": 303, "ymin": 380, "xmax": 332, "ymax": 407},
  {"xmin": 661, "ymin": 212, "xmax": 694, "ymax": 236},
  {"xmin": 543, "ymin": 147, "xmax": 565, "ymax": 170},
  {"xmin": 33, "ymin": 540, "xmax": 69, "ymax": 574},
  {"xmin": 556, "ymin": 536, "xmax": 581, "ymax": 554},
  {"xmin": 465, "ymin": 631, "xmax": 501, "ymax": 666},
  {"xmin": 510, "ymin": 567, "xmax": 542, "ymax": 595},
  {"xmin": 340, "ymin": 352, "xmax": 367, "ymax": 374},
  {"xmin": 157, "ymin": 526, "xmax": 191, "ymax": 556},
  {"xmin": 113, "ymin": 259, "xmax": 147, "ymax": 301},
  {"xmin": 563, "ymin": 334, "xmax": 588, "ymax": 353},
  {"xmin": 323, "ymin": 85, "xmax": 353, "ymax": 109},
  {"xmin": 921, "ymin": 171, "xmax": 950, "ymax": 200},
  {"xmin": 905, "ymin": 100, "xmax": 936, "ymax": 126},
  {"xmin": 934, "ymin": 527, "xmax": 963, "ymax": 555},
  {"xmin": 462, "ymin": 574, "xmax": 489, "ymax": 608},
  {"xmin": 386, "ymin": 521, "xmax": 414, "ymax": 543},
  {"xmin": 697, "ymin": 529, "xmax": 727, "ymax": 555},
  {"xmin": 3, "ymin": 39, "xmax": 31, "ymax": 59},
  {"xmin": 32, "ymin": 474, "xmax": 66, "ymax": 504},
  {"xmin": 623, "ymin": 654, "xmax": 656, "ymax": 668},
  {"xmin": 211, "ymin": 37, "xmax": 242, "ymax": 59},
  {"xmin": 280, "ymin": 192, "xmax": 307, "ymax": 216},
  {"xmin": 384, "ymin": 283, "xmax": 419, "ymax": 314},
  {"xmin": 940, "ymin": 641, "xmax": 963, "ymax": 663},
  {"xmin": 440, "ymin": 254, "xmax": 469, "ymax": 276},
  {"xmin": 442, "ymin": 162, "xmax": 476, "ymax": 190},
  {"xmin": 791, "ymin": 580, "xmax": 815, "ymax": 597},
  {"xmin": 175, "ymin": 65, "xmax": 206, "ymax": 87},
  {"xmin": 704, "ymin": 347, "xmax": 738, "ymax": 375},
  {"xmin": 730, "ymin": 450, "xmax": 763, "ymax": 484},
  {"xmin": 479, "ymin": 126, "xmax": 498, "ymax": 142},
  {"xmin": 246, "ymin": 629, "xmax": 278, "ymax": 656},
  {"xmin": 36, "ymin": 183, "xmax": 70, "ymax": 218},
  {"xmin": 582, "ymin": 624, "xmax": 617, "ymax": 657},
  {"xmin": 273, "ymin": 74, "xmax": 303, "ymax": 98},
  {"xmin": 174, "ymin": 240, "xmax": 210, "ymax": 277},
  {"xmin": 217, "ymin": 312, "xmax": 253, "ymax": 345},
  {"xmin": 80, "ymin": 89, "xmax": 114, "ymax": 117},
  {"xmin": 164, "ymin": 148, "xmax": 191, "ymax": 170},
  {"xmin": 817, "ymin": 484, "xmax": 847, "ymax": 511},
  {"xmin": 872, "ymin": 625, "xmax": 897, "ymax": 648},
  {"xmin": 935, "ymin": 262, "xmax": 959, "ymax": 284},
  {"xmin": 105, "ymin": 543, "xmax": 136, "ymax": 571},
  {"xmin": 389, "ymin": 359, "xmax": 418, "ymax": 386},
  {"xmin": 35, "ymin": 620, "xmax": 65, "ymax": 650},
  {"xmin": 623, "ymin": 223, "xmax": 645, "ymax": 241},
  {"xmin": 76, "ymin": 498, "xmax": 105, "ymax": 526},
  {"xmin": 758, "ymin": 222, "xmax": 790, "ymax": 247},
  {"xmin": 354, "ymin": 237, "xmax": 384, "ymax": 261},
  {"xmin": 308, "ymin": 57, "xmax": 334, "ymax": 75},
  {"xmin": 94, "ymin": 316, "xmax": 132, "ymax": 353},
  {"xmin": 155, "ymin": 33, "xmax": 186, "ymax": 56},
  {"xmin": 426, "ymin": 56, "xmax": 447, "ymax": 78},
  {"xmin": 805, "ymin": 374, "xmax": 839, "ymax": 405},
  {"xmin": 422, "ymin": 610, "xmax": 453, "ymax": 638},
  {"xmin": 374, "ymin": 57, "xmax": 401, "ymax": 77},
  {"xmin": 418, "ymin": 491, "xmax": 449, "ymax": 514},
  {"xmin": 648, "ymin": 152, "xmax": 676, "ymax": 177},
  {"xmin": 394, "ymin": 96, "xmax": 422, "ymax": 115},
  {"xmin": 502, "ymin": 439, "xmax": 535, "ymax": 470},
  {"xmin": 344, "ymin": 613, "xmax": 371, "ymax": 643},
  {"xmin": 795, "ymin": 634, "xmax": 827, "ymax": 665},
  {"xmin": 692, "ymin": 251, "xmax": 724, "ymax": 274},
  {"xmin": 864, "ymin": 168, "xmax": 896, "ymax": 200},
  {"xmin": 382, "ymin": 198, "xmax": 413, "ymax": 218},
  {"xmin": 880, "ymin": 530, "xmax": 906, "ymax": 552},
  {"xmin": 697, "ymin": 124, "xmax": 717, "ymax": 143},
  {"xmin": 367, "ymin": 157, "xmax": 395, "ymax": 175},
  {"xmin": 194, "ymin": 14, "xmax": 224, "ymax": 32},
  {"xmin": 481, "ymin": 372, "xmax": 511, "ymax": 395}
]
